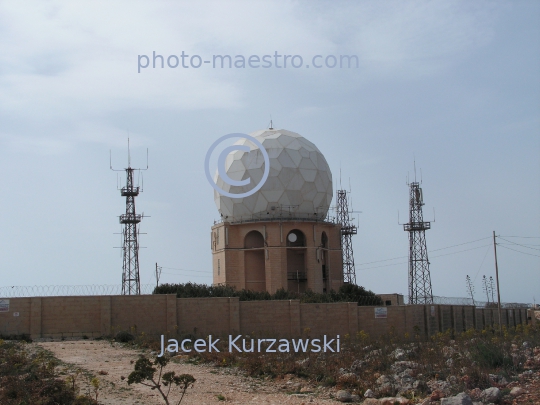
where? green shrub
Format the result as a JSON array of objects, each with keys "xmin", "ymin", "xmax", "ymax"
[
  {"xmin": 153, "ymin": 283, "xmax": 382, "ymax": 306},
  {"xmin": 0, "ymin": 341, "xmax": 97, "ymax": 405},
  {"xmin": 115, "ymin": 331, "xmax": 135, "ymax": 343}
]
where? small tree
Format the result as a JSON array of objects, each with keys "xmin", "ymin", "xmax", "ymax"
[{"xmin": 127, "ymin": 355, "xmax": 195, "ymax": 405}]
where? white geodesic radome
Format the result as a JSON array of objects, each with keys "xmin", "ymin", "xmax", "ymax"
[{"xmin": 214, "ymin": 129, "xmax": 333, "ymax": 221}]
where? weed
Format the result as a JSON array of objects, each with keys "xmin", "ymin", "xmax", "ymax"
[{"xmin": 127, "ymin": 354, "xmax": 195, "ymax": 405}]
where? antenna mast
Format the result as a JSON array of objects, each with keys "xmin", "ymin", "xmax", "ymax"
[
  {"xmin": 403, "ymin": 169, "xmax": 434, "ymax": 304},
  {"xmin": 336, "ymin": 189, "xmax": 358, "ymax": 284},
  {"xmin": 111, "ymin": 139, "xmax": 148, "ymax": 295}
]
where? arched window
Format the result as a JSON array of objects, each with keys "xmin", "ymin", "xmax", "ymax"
[
  {"xmin": 321, "ymin": 232, "xmax": 328, "ymax": 248},
  {"xmin": 244, "ymin": 230, "xmax": 265, "ymax": 292},
  {"xmin": 244, "ymin": 230, "xmax": 264, "ymax": 248}
]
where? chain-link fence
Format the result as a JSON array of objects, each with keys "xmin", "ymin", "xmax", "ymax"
[
  {"xmin": 404, "ymin": 295, "xmax": 530, "ymax": 308},
  {"xmin": 0, "ymin": 284, "xmax": 155, "ymax": 297}
]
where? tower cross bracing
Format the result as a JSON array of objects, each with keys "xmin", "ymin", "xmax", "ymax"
[{"xmin": 403, "ymin": 181, "xmax": 433, "ymax": 304}]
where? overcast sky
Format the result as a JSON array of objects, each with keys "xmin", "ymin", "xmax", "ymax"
[{"xmin": 0, "ymin": 1, "xmax": 538, "ymax": 303}]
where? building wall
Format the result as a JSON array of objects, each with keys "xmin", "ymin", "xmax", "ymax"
[
  {"xmin": 211, "ymin": 221, "xmax": 343, "ymax": 294},
  {"xmin": 0, "ymin": 295, "xmax": 530, "ymax": 340}
]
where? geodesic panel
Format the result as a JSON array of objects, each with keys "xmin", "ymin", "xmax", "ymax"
[{"xmin": 214, "ymin": 129, "xmax": 333, "ymax": 221}]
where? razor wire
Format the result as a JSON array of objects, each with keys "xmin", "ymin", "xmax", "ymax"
[
  {"xmin": 0, "ymin": 286, "xmax": 531, "ymax": 308},
  {"xmin": 404, "ymin": 295, "xmax": 530, "ymax": 308},
  {"xmin": 0, "ymin": 284, "xmax": 155, "ymax": 297}
]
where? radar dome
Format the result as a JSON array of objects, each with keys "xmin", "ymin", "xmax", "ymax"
[{"xmin": 214, "ymin": 129, "xmax": 333, "ymax": 221}]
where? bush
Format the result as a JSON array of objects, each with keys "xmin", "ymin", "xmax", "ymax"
[
  {"xmin": 0, "ymin": 340, "xmax": 98, "ymax": 405},
  {"xmin": 153, "ymin": 283, "xmax": 382, "ymax": 306},
  {"xmin": 115, "ymin": 331, "xmax": 135, "ymax": 343}
]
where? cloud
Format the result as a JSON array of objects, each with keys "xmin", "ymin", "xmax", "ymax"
[
  {"xmin": 0, "ymin": 0, "xmax": 508, "ymax": 143},
  {"xmin": 0, "ymin": 132, "xmax": 72, "ymax": 155}
]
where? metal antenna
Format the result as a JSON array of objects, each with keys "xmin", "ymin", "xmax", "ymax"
[
  {"xmin": 402, "ymin": 164, "xmax": 434, "ymax": 304},
  {"xmin": 336, "ymin": 182, "xmax": 362, "ymax": 285},
  {"xmin": 110, "ymin": 139, "xmax": 149, "ymax": 295},
  {"xmin": 269, "ymin": 115, "xmax": 273, "ymax": 130}
]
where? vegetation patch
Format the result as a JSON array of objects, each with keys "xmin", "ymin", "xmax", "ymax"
[
  {"xmin": 0, "ymin": 339, "xmax": 99, "ymax": 404},
  {"xmin": 154, "ymin": 282, "xmax": 383, "ymax": 306}
]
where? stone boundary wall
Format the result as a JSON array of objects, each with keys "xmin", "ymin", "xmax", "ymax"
[{"xmin": 0, "ymin": 295, "xmax": 530, "ymax": 340}]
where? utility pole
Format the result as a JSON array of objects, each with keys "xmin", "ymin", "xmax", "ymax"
[{"xmin": 493, "ymin": 231, "xmax": 502, "ymax": 333}]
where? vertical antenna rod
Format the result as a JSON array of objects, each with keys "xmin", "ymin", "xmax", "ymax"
[{"xmin": 403, "ymin": 170, "xmax": 434, "ymax": 304}]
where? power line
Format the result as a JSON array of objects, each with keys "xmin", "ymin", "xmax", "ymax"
[
  {"xmin": 357, "ymin": 255, "xmax": 407, "ymax": 266},
  {"xmin": 499, "ymin": 235, "xmax": 540, "ymax": 239},
  {"xmin": 160, "ymin": 271, "xmax": 210, "ymax": 278},
  {"xmin": 430, "ymin": 236, "xmax": 491, "ymax": 252},
  {"xmin": 358, "ymin": 243, "xmax": 493, "ymax": 271},
  {"xmin": 498, "ymin": 237, "xmax": 540, "ymax": 251},
  {"xmin": 357, "ymin": 236, "xmax": 492, "ymax": 267},
  {"xmin": 473, "ymin": 245, "xmax": 492, "ymax": 283},
  {"xmin": 161, "ymin": 266, "xmax": 212, "ymax": 274},
  {"xmin": 357, "ymin": 261, "xmax": 407, "ymax": 271},
  {"xmin": 430, "ymin": 243, "xmax": 492, "ymax": 259},
  {"xmin": 499, "ymin": 243, "xmax": 540, "ymax": 246},
  {"xmin": 498, "ymin": 244, "xmax": 540, "ymax": 258}
]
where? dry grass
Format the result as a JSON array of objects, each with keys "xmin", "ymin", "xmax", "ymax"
[{"xmin": 173, "ymin": 324, "xmax": 540, "ymax": 399}]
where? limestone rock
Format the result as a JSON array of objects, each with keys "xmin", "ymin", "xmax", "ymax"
[
  {"xmin": 509, "ymin": 386, "xmax": 526, "ymax": 397},
  {"xmin": 440, "ymin": 392, "xmax": 473, "ymax": 405},
  {"xmin": 427, "ymin": 379, "xmax": 452, "ymax": 396},
  {"xmin": 442, "ymin": 346, "xmax": 455, "ymax": 358},
  {"xmin": 335, "ymin": 390, "xmax": 352, "ymax": 402},
  {"xmin": 413, "ymin": 379, "xmax": 427, "ymax": 391},
  {"xmin": 379, "ymin": 397, "xmax": 410, "ymax": 405},
  {"xmin": 376, "ymin": 375, "xmax": 392, "ymax": 385},
  {"xmin": 350, "ymin": 359, "xmax": 365, "ymax": 372},
  {"xmin": 391, "ymin": 361, "xmax": 419, "ymax": 373},
  {"xmin": 337, "ymin": 373, "xmax": 358, "ymax": 383},
  {"xmin": 392, "ymin": 348, "xmax": 407, "ymax": 360},
  {"xmin": 362, "ymin": 399, "xmax": 379, "ymax": 405},
  {"xmin": 480, "ymin": 387, "xmax": 501, "ymax": 403},
  {"xmin": 364, "ymin": 389, "xmax": 375, "ymax": 398},
  {"xmin": 430, "ymin": 390, "xmax": 444, "ymax": 401},
  {"xmin": 469, "ymin": 387, "xmax": 482, "ymax": 400}
]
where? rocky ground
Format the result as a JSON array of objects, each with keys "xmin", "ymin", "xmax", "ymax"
[
  {"xmin": 33, "ymin": 336, "xmax": 539, "ymax": 405},
  {"xmin": 35, "ymin": 339, "xmax": 339, "ymax": 404},
  {"xmin": 329, "ymin": 339, "xmax": 540, "ymax": 405}
]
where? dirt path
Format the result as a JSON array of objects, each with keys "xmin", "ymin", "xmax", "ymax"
[{"xmin": 35, "ymin": 339, "xmax": 336, "ymax": 405}]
